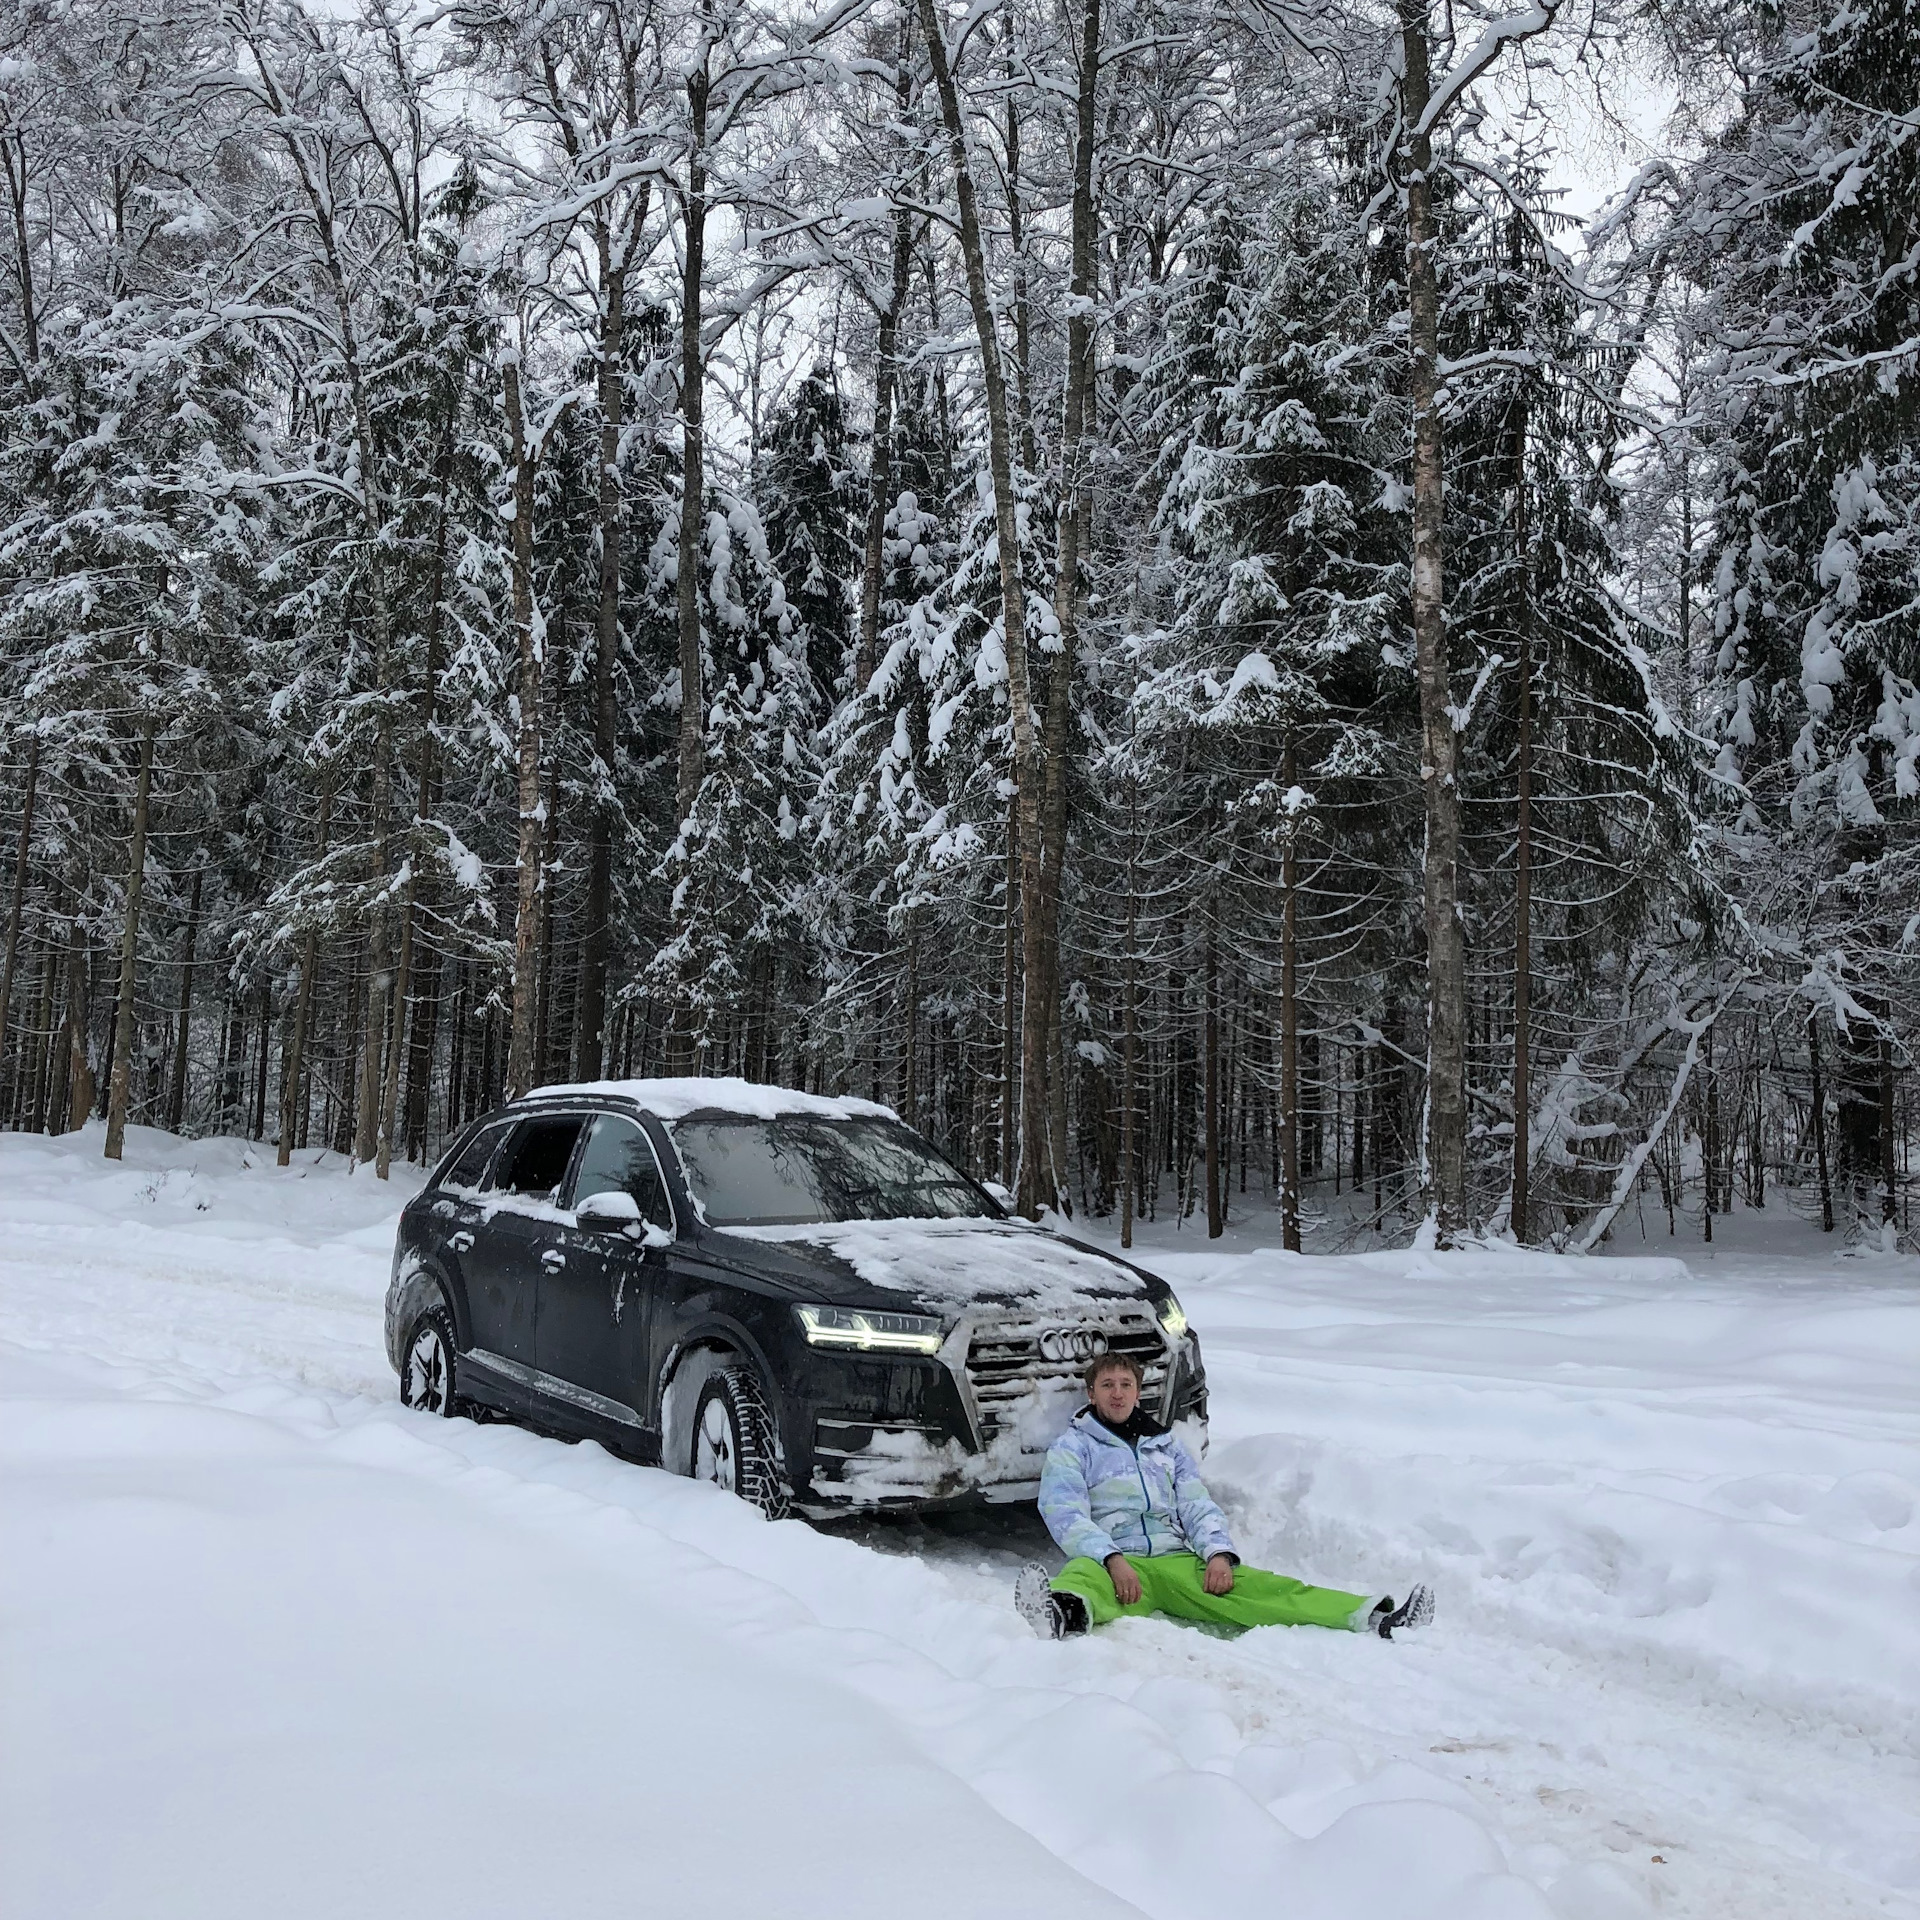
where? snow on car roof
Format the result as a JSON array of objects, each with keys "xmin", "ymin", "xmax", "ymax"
[{"xmin": 527, "ymin": 1075, "xmax": 899, "ymax": 1124}]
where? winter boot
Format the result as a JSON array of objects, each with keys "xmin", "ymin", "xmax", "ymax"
[
  {"xmin": 1368, "ymin": 1584, "xmax": 1434, "ymax": 1639},
  {"xmin": 1014, "ymin": 1563, "xmax": 1088, "ymax": 1639}
]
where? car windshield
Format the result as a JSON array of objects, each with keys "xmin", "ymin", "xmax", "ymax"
[{"xmin": 668, "ymin": 1116, "xmax": 994, "ymax": 1227}]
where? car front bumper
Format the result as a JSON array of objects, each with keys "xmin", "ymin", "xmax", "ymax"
[{"xmin": 787, "ymin": 1310, "xmax": 1209, "ymax": 1514}]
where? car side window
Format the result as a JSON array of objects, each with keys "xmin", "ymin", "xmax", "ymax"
[
  {"xmin": 441, "ymin": 1120, "xmax": 513, "ymax": 1193},
  {"xmin": 491, "ymin": 1116, "xmax": 587, "ymax": 1202},
  {"xmin": 568, "ymin": 1115, "xmax": 673, "ymax": 1231}
]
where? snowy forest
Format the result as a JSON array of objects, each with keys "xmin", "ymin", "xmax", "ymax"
[{"xmin": 0, "ymin": 0, "xmax": 1915, "ymax": 1249}]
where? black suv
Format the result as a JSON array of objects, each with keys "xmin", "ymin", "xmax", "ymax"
[{"xmin": 385, "ymin": 1078, "xmax": 1207, "ymax": 1516}]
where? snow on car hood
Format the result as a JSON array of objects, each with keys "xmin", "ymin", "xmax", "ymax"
[{"xmin": 715, "ymin": 1215, "xmax": 1151, "ymax": 1313}]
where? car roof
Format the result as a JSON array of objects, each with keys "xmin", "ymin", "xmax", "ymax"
[{"xmin": 512, "ymin": 1075, "xmax": 900, "ymax": 1125}]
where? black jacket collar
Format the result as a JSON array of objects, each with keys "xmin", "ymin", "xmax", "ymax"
[{"xmin": 1084, "ymin": 1402, "xmax": 1167, "ymax": 1443}]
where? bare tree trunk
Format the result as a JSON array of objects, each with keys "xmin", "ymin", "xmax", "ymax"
[
  {"xmin": 167, "ymin": 864, "xmax": 202, "ymax": 1133},
  {"xmin": 104, "ymin": 712, "xmax": 157, "ymax": 1159},
  {"xmin": 1511, "ymin": 398, "xmax": 1533, "ymax": 1242},
  {"xmin": 578, "ymin": 235, "xmax": 633, "ymax": 1078},
  {"xmin": 251, "ymin": 982, "xmax": 272, "ymax": 1141},
  {"xmin": 1280, "ymin": 757, "xmax": 1301, "ymax": 1251},
  {"xmin": 902, "ymin": 918, "xmax": 918, "ymax": 1124},
  {"xmin": 1702, "ymin": 1018, "xmax": 1717, "ymax": 1241},
  {"xmin": 1808, "ymin": 1012, "xmax": 1834, "ymax": 1232},
  {"xmin": 0, "ymin": 733, "xmax": 38, "ymax": 1104},
  {"xmin": 1205, "ymin": 920, "xmax": 1222, "ymax": 1239},
  {"xmin": 60, "ymin": 914, "xmax": 93, "ymax": 1134},
  {"xmin": 279, "ymin": 783, "xmax": 332, "ymax": 1165},
  {"xmin": 2, "ymin": 128, "xmax": 40, "ymax": 364},
  {"xmin": 1030, "ymin": 0, "xmax": 1104, "ymax": 1217},
  {"xmin": 1879, "ymin": 1034, "xmax": 1898, "ymax": 1230},
  {"xmin": 857, "ymin": 20, "xmax": 915, "ymax": 692},
  {"xmin": 1004, "ymin": 83, "xmax": 1037, "ymax": 476},
  {"xmin": 674, "ymin": 28, "xmax": 712, "ymax": 824},
  {"xmin": 1399, "ymin": 0, "xmax": 1467, "ymax": 1240},
  {"xmin": 1120, "ymin": 753, "xmax": 1140, "ymax": 1250},
  {"xmin": 238, "ymin": 32, "xmax": 397, "ymax": 1168},
  {"xmin": 917, "ymin": 0, "xmax": 1051, "ymax": 1214},
  {"xmin": 27, "ymin": 889, "xmax": 59, "ymax": 1132},
  {"xmin": 377, "ymin": 400, "xmax": 459, "ymax": 1172},
  {"xmin": 1121, "ymin": 873, "xmax": 1138, "ymax": 1252},
  {"xmin": 503, "ymin": 352, "xmax": 544, "ymax": 1101},
  {"xmin": 1001, "ymin": 791, "xmax": 1018, "ymax": 1185},
  {"xmin": 534, "ymin": 751, "xmax": 561, "ymax": 1079}
]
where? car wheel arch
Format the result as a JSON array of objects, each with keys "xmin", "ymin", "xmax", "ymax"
[
  {"xmin": 659, "ymin": 1327, "xmax": 788, "ymax": 1478},
  {"xmin": 388, "ymin": 1256, "xmax": 466, "ymax": 1371}
]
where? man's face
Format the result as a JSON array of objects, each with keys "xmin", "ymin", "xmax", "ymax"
[{"xmin": 1091, "ymin": 1364, "xmax": 1140, "ymax": 1423}]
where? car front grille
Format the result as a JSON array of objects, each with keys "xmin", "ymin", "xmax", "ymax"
[{"xmin": 965, "ymin": 1312, "xmax": 1168, "ymax": 1442}]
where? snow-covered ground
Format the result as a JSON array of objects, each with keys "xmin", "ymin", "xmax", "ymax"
[{"xmin": 2, "ymin": 1127, "xmax": 1915, "ymax": 1920}]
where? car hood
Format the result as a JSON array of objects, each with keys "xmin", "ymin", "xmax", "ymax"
[{"xmin": 700, "ymin": 1215, "xmax": 1161, "ymax": 1317}]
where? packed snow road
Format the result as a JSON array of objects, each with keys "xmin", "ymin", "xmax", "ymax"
[{"xmin": 2, "ymin": 1129, "xmax": 1915, "ymax": 1920}]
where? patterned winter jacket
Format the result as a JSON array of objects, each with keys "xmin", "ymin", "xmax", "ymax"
[{"xmin": 1038, "ymin": 1407, "xmax": 1237, "ymax": 1564}]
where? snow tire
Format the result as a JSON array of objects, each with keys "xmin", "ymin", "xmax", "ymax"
[
  {"xmin": 400, "ymin": 1301, "xmax": 460, "ymax": 1418},
  {"xmin": 691, "ymin": 1363, "xmax": 791, "ymax": 1520}
]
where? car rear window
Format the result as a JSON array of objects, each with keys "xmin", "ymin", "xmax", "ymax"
[
  {"xmin": 493, "ymin": 1116, "xmax": 586, "ymax": 1201},
  {"xmin": 439, "ymin": 1121, "xmax": 512, "ymax": 1193}
]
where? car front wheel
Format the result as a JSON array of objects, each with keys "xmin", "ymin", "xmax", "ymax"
[
  {"xmin": 691, "ymin": 1364, "xmax": 789, "ymax": 1520},
  {"xmin": 401, "ymin": 1304, "xmax": 459, "ymax": 1418}
]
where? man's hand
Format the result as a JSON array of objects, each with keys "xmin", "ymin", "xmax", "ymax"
[
  {"xmin": 1104, "ymin": 1553, "xmax": 1143, "ymax": 1605},
  {"xmin": 1203, "ymin": 1554, "xmax": 1235, "ymax": 1596}
]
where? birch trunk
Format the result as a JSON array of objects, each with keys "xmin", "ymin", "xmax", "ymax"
[
  {"xmin": 856, "ymin": 23, "xmax": 916, "ymax": 693},
  {"xmin": 674, "ymin": 34, "xmax": 712, "ymax": 824},
  {"xmin": 1399, "ymin": 0, "xmax": 1467, "ymax": 1239},
  {"xmin": 578, "ymin": 238, "xmax": 630, "ymax": 1078},
  {"xmin": 377, "ymin": 397, "xmax": 458, "ymax": 1173},
  {"xmin": 916, "ymin": 0, "xmax": 1051, "ymax": 1214},
  {"xmin": 1032, "ymin": 0, "xmax": 1104, "ymax": 1215}
]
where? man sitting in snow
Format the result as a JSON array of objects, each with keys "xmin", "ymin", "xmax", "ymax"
[{"xmin": 1015, "ymin": 1349, "xmax": 1432, "ymax": 1641}]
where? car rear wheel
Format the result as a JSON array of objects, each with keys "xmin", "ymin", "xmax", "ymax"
[
  {"xmin": 401, "ymin": 1304, "xmax": 459, "ymax": 1418},
  {"xmin": 691, "ymin": 1364, "xmax": 789, "ymax": 1519}
]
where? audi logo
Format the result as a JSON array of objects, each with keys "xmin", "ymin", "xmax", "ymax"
[{"xmin": 1039, "ymin": 1328, "xmax": 1104, "ymax": 1363}]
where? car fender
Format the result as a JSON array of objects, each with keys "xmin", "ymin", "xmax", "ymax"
[
  {"xmin": 657, "ymin": 1312, "xmax": 787, "ymax": 1477},
  {"xmin": 384, "ymin": 1249, "xmax": 460, "ymax": 1374}
]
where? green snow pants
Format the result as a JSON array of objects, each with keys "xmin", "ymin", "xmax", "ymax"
[{"xmin": 1051, "ymin": 1552, "xmax": 1371, "ymax": 1633}]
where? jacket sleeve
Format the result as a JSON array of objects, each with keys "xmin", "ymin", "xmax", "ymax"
[
  {"xmin": 1169, "ymin": 1441, "xmax": 1236, "ymax": 1562},
  {"xmin": 1039, "ymin": 1430, "xmax": 1120, "ymax": 1563}
]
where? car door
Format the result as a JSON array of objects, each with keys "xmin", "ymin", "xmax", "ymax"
[
  {"xmin": 539, "ymin": 1112, "xmax": 676, "ymax": 1450},
  {"xmin": 424, "ymin": 1118, "xmax": 516, "ymax": 1341},
  {"xmin": 464, "ymin": 1112, "xmax": 588, "ymax": 1383}
]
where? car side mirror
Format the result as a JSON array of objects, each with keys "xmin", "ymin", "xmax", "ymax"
[{"xmin": 576, "ymin": 1189, "xmax": 643, "ymax": 1229}]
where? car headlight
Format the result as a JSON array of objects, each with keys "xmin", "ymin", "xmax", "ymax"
[
  {"xmin": 1156, "ymin": 1294, "xmax": 1189, "ymax": 1341},
  {"xmin": 795, "ymin": 1305, "xmax": 945, "ymax": 1355}
]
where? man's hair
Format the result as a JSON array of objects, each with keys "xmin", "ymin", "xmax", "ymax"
[{"xmin": 1083, "ymin": 1349, "xmax": 1144, "ymax": 1394}]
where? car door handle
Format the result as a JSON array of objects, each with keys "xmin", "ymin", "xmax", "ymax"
[
  {"xmin": 449, "ymin": 1231, "xmax": 474, "ymax": 1254},
  {"xmin": 540, "ymin": 1249, "xmax": 567, "ymax": 1272}
]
